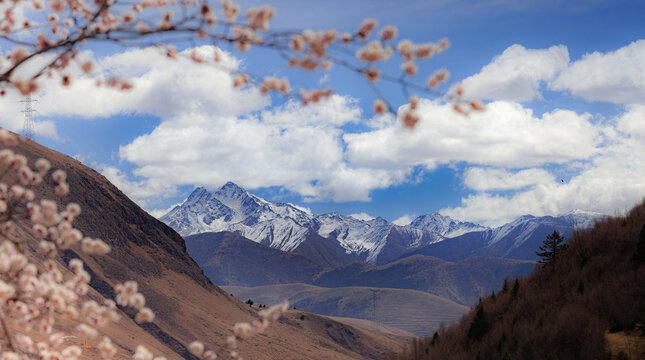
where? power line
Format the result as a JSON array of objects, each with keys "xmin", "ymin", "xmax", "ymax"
[{"xmin": 21, "ymin": 95, "xmax": 37, "ymax": 140}]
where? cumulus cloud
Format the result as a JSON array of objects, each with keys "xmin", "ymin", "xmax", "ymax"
[
  {"xmin": 442, "ymin": 105, "xmax": 645, "ymax": 226},
  {"xmin": 115, "ymin": 96, "xmax": 403, "ymax": 204},
  {"xmin": 461, "ymin": 44, "xmax": 569, "ymax": 102},
  {"xmin": 550, "ymin": 40, "xmax": 645, "ymax": 104},
  {"xmin": 100, "ymin": 166, "xmax": 177, "ymax": 208},
  {"xmin": 463, "ymin": 167, "xmax": 555, "ymax": 191},
  {"xmin": 345, "ymin": 99, "xmax": 600, "ymax": 170},
  {"xmin": 17, "ymin": 40, "xmax": 642, "ymax": 226},
  {"xmin": 105, "ymin": 72, "xmax": 604, "ymax": 209},
  {"xmin": 36, "ymin": 46, "xmax": 265, "ymax": 119}
]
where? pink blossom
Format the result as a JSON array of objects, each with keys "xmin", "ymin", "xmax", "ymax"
[
  {"xmin": 356, "ymin": 18, "xmax": 378, "ymax": 40},
  {"xmin": 52, "ymin": 169, "xmax": 67, "ymax": 183},
  {"xmin": 221, "ymin": 0, "xmax": 240, "ymax": 23},
  {"xmin": 55, "ymin": 182, "xmax": 69, "ymax": 196},
  {"xmin": 35, "ymin": 158, "xmax": 51, "ymax": 174},
  {"xmin": 373, "ymin": 100, "xmax": 387, "ymax": 114},
  {"xmin": 188, "ymin": 341, "xmax": 204, "ymax": 357},
  {"xmin": 402, "ymin": 111, "xmax": 420, "ymax": 129},
  {"xmin": 402, "ymin": 61, "xmax": 418, "ymax": 76},
  {"xmin": 363, "ymin": 68, "xmax": 380, "ymax": 82},
  {"xmin": 290, "ymin": 35, "xmax": 305, "ymax": 51},
  {"xmin": 356, "ymin": 41, "xmax": 392, "ymax": 62},
  {"xmin": 233, "ymin": 73, "xmax": 249, "ymax": 88},
  {"xmin": 246, "ymin": 5, "xmax": 276, "ymax": 31},
  {"xmin": 135, "ymin": 307, "xmax": 155, "ymax": 323},
  {"xmin": 396, "ymin": 39, "xmax": 415, "ymax": 61},
  {"xmin": 379, "ymin": 25, "xmax": 397, "ymax": 41}
]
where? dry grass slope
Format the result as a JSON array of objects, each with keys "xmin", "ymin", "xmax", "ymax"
[
  {"xmin": 224, "ymin": 283, "xmax": 469, "ymax": 337},
  {"xmin": 12, "ymin": 134, "xmax": 410, "ymax": 359}
]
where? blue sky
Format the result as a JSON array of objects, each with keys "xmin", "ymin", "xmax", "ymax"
[{"xmin": 2, "ymin": 0, "xmax": 645, "ymax": 226}]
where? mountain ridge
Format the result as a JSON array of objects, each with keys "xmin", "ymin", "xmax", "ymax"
[{"xmin": 161, "ymin": 183, "xmax": 605, "ymax": 266}]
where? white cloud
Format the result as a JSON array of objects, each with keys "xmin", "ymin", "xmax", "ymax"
[
  {"xmin": 116, "ymin": 96, "xmax": 401, "ymax": 204},
  {"xmin": 106, "ymin": 70, "xmax": 604, "ymax": 209},
  {"xmin": 259, "ymin": 95, "xmax": 361, "ymax": 128},
  {"xmin": 392, "ymin": 214, "xmax": 414, "ymax": 226},
  {"xmin": 345, "ymin": 99, "xmax": 600, "ymax": 170},
  {"xmin": 442, "ymin": 105, "xmax": 645, "ymax": 226},
  {"xmin": 35, "ymin": 46, "xmax": 265, "ymax": 119},
  {"xmin": 550, "ymin": 40, "xmax": 645, "ymax": 104},
  {"xmin": 21, "ymin": 41, "xmax": 643, "ymax": 225},
  {"xmin": 463, "ymin": 167, "xmax": 555, "ymax": 191},
  {"xmin": 461, "ymin": 44, "xmax": 569, "ymax": 102},
  {"xmin": 0, "ymin": 91, "xmax": 59, "ymax": 139},
  {"xmin": 146, "ymin": 202, "xmax": 184, "ymax": 218},
  {"xmin": 348, "ymin": 212, "xmax": 375, "ymax": 221},
  {"xmin": 100, "ymin": 165, "xmax": 177, "ymax": 209}
]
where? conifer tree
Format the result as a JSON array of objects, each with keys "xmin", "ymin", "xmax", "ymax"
[
  {"xmin": 536, "ymin": 230, "xmax": 566, "ymax": 265},
  {"xmin": 634, "ymin": 224, "xmax": 645, "ymax": 263},
  {"xmin": 467, "ymin": 306, "xmax": 490, "ymax": 340}
]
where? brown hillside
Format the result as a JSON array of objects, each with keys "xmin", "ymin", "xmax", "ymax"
[
  {"xmin": 391, "ymin": 199, "xmax": 645, "ymax": 360},
  {"xmin": 223, "ymin": 283, "xmax": 469, "ymax": 337},
  {"xmin": 12, "ymin": 134, "xmax": 409, "ymax": 359}
]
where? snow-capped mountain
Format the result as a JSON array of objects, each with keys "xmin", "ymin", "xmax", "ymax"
[
  {"xmin": 161, "ymin": 183, "xmax": 605, "ymax": 265},
  {"xmin": 409, "ymin": 213, "xmax": 488, "ymax": 238},
  {"xmin": 161, "ymin": 182, "xmax": 313, "ymax": 251},
  {"xmin": 161, "ymin": 183, "xmax": 456, "ymax": 264},
  {"xmin": 407, "ymin": 210, "xmax": 605, "ymax": 261}
]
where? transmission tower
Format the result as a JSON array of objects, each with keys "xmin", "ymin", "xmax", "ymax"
[{"xmin": 21, "ymin": 95, "xmax": 37, "ymax": 140}]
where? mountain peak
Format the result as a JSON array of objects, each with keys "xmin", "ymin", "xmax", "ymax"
[
  {"xmin": 215, "ymin": 181, "xmax": 249, "ymax": 199},
  {"xmin": 222, "ymin": 181, "xmax": 242, "ymax": 189},
  {"xmin": 566, "ymin": 209, "xmax": 604, "ymax": 217},
  {"xmin": 221, "ymin": 181, "xmax": 245, "ymax": 191},
  {"xmin": 185, "ymin": 186, "xmax": 211, "ymax": 203}
]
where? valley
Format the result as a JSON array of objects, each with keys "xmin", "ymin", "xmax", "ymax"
[
  {"xmin": 223, "ymin": 284, "xmax": 469, "ymax": 337},
  {"xmin": 161, "ymin": 183, "xmax": 603, "ymax": 338}
]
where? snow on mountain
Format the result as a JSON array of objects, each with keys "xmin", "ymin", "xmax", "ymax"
[
  {"xmin": 560, "ymin": 209, "xmax": 605, "ymax": 229},
  {"xmin": 161, "ymin": 183, "xmax": 605, "ymax": 265},
  {"xmin": 160, "ymin": 182, "xmax": 314, "ymax": 251},
  {"xmin": 488, "ymin": 210, "xmax": 604, "ymax": 249},
  {"xmin": 409, "ymin": 213, "xmax": 488, "ymax": 238},
  {"xmin": 161, "ymin": 183, "xmax": 471, "ymax": 264},
  {"xmin": 314, "ymin": 213, "xmax": 394, "ymax": 263}
]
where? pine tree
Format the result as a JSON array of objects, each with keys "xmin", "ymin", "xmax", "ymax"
[
  {"xmin": 536, "ymin": 230, "xmax": 566, "ymax": 265},
  {"xmin": 633, "ymin": 224, "xmax": 645, "ymax": 263},
  {"xmin": 511, "ymin": 279, "xmax": 520, "ymax": 296},
  {"xmin": 467, "ymin": 306, "xmax": 490, "ymax": 340}
]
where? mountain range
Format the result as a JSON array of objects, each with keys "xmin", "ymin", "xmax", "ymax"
[
  {"xmin": 184, "ymin": 231, "xmax": 536, "ymax": 306},
  {"xmin": 161, "ymin": 183, "xmax": 603, "ymax": 267}
]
